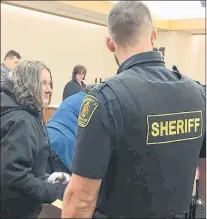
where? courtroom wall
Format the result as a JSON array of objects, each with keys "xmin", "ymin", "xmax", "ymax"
[
  {"xmin": 1, "ymin": 4, "xmax": 117, "ymax": 104},
  {"xmin": 1, "ymin": 4, "xmax": 205, "ymax": 104},
  {"xmin": 157, "ymin": 31, "xmax": 205, "ymax": 84},
  {"xmin": 194, "ymin": 35, "xmax": 205, "ymax": 84}
]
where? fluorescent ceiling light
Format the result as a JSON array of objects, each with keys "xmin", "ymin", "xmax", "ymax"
[{"xmin": 109, "ymin": 1, "xmax": 205, "ymax": 19}]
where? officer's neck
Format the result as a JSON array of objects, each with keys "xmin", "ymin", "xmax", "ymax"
[{"xmin": 116, "ymin": 44, "xmax": 153, "ymax": 65}]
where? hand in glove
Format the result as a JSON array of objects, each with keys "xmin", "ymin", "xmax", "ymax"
[
  {"xmin": 46, "ymin": 172, "xmax": 70, "ymax": 184},
  {"xmin": 56, "ymin": 182, "xmax": 68, "ymax": 200}
]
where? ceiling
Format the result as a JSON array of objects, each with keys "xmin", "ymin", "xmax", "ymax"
[
  {"xmin": 109, "ymin": 1, "xmax": 206, "ymax": 20},
  {"xmin": 2, "ymin": 1, "xmax": 205, "ymax": 35}
]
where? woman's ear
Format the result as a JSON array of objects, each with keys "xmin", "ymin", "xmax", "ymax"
[{"xmin": 106, "ymin": 36, "xmax": 115, "ymax": 53}]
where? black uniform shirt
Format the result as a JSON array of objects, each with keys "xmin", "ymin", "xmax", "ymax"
[
  {"xmin": 71, "ymin": 83, "xmax": 122, "ymax": 179},
  {"xmin": 71, "ymin": 52, "xmax": 206, "ymax": 218}
]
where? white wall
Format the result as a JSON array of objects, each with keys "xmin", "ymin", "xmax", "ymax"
[
  {"xmin": 1, "ymin": 4, "xmax": 205, "ymax": 104},
  {"xmin": 157, "ymin": 31, "xmax": 205, "ymax": 84},
  {"xmin": 194, "ymin": 35, "xmax": 205, "ymax": 84},
  {"xmin": 1, "ymin": 3, "xmax": 117, "ymax": 104}
]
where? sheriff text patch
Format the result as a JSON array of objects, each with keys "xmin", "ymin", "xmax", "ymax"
[{"xmin": 146, "ymin": 111, "xmax": 203, "ymax": 145}]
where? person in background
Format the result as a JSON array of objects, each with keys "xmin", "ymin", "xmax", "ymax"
[
  {"xmin": 47, "ymin": 84, "xmax": 96, "ymax": 174},
  {"xmin": 1, "ymin": 61, "xmax": 69, "ymax": 218},
  {"xmin": 1, "ymin": 50, "xmax": 21, "ymax": 82},
  {"xmin": 62, "ymin": 65, "xmax": 87, "ymax": 101}
]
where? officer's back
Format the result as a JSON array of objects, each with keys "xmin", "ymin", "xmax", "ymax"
[
  {"xmin": 61, "ymin": 2, "xmax": 206, "ymax": 218},
  {"xmin": 98, "ymin": 56, "xmax": 205, "ymax": 218}
]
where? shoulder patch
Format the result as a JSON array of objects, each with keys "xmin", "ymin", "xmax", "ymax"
[{"xmin": 78, "ymin": 95, "xmax": 98, "ymax": 128}]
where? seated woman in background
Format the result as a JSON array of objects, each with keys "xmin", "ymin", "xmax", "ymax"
[
  {"xmin": 47, "ymin": 84, "xmax": 96, "ymax": 174},
  {"xmin": 1, "ymin": 61, "xmax": 69, "ymax": 218},
  {"xmin": 62, "ymin": 65, "xmax": 87, "ymax": 101}
]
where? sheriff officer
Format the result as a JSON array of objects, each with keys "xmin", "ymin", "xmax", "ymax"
[{"xmin": 62, "ymin": 1, "xmax": 206, "ymax": 218}]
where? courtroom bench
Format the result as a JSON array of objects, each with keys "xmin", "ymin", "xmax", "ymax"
[{"xmin": 43, "ymin": 104, "xmax": 59, "ymax": 124}]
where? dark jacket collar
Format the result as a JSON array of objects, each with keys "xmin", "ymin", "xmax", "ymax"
[
  {"xmin": 1, "ymin": 63, "xmax": 9, "ymax": 72},
  {"xmin": 117, "ymin": 51, "xmax": 165, "ymax": 74},
  {"xmin": 72, "ymin": 79, "xmax": 86, "ymax": 87}
]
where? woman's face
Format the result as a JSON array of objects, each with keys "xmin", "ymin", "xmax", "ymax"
[
  {"xmin": 40, "ymin": 69, "xmax": 52, "ymax": 105},
  {"xmin": 76, "ymin": 72, "xmax": 85, "ymax": 82}
]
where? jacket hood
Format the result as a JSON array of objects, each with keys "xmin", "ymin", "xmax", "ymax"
[{"xmin": 0, "ymin": 79, "xmax": 40, "ymax": 118}]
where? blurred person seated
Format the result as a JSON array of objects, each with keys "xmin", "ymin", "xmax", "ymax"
[
  {"xmin": 1, "ymin": 61, "xmax": 70, "ymax": 218},
  {"xmin": 47, "ymin": 84, "xmax": 96, "ymax": 174},
  {"xmin": 1, "ymin": 50, "xmax": 21, "ymax": 82},
  {"xmin": 62, "ymin": 65, "xmax": 87, "ymax": 101}
]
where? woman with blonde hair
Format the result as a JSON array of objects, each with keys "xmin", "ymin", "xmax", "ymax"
[{"xmin": 1, "ymin": 61, "xmax": 69, "ymax": 218}]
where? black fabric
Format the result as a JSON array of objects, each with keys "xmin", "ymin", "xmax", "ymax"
[
  {"xmin": 198, "ymin": 85, "xmax": 206, "ymax": 158},
  {"xmin": 62, "ymin": 79, "xmax": 86, "ymax": 101},
  {"xmin": 0, "ymin": 80, "xmax": 64, "ymax": 218},
  {"xmin": 71, "ymin": 51, "xmax": 206, "ymax": 218},
  {"xmin": 200, "ymin": 133, "xmax": 206, "ymax": 158},
  {"xmin": 71, "ymin": 103, "xmax": 112, "ymax": 179},
  {"xmin": 171, "ymin": 69, "xmax": 206, "ymax": 159},
  {"xmin": 100, "ymin": 52, "xmax": 206, "ymax": 218},
  {"xmin": 93, "ymin": 210, "xmax": 189, "ymax": 219},
  {"xmin": 54, "ymin": 157, "xmax": 72, "ymax": 175},
  {"xmin": 101, "ymin": 72, "xmax": 205, "ymax": 218}
]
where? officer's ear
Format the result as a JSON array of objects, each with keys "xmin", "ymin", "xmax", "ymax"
[
  {"xmin": 151, "ymin": 29, "xmax": 157, "ymax": 47},
  {"xmin": 106, "ymin": 36, "xmax": 115, "ymax": 53}
]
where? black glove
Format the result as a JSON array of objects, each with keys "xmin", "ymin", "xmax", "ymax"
[{"xmin": 55, "ymin": 182, "xmax": 68, "ymax": 200}]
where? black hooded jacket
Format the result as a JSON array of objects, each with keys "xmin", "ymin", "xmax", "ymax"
[{"xmin": 1, "ymin": 80, "xmax": 64, "ymax": 218}]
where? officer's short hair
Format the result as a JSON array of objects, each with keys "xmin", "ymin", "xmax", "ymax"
[
  {"xmin": 4, "ymin": 50, "xmax": 21, "ymax": 61},
  {"xmin": 108, "ymin": 1, "xmax": 153, "ymax": 46}
]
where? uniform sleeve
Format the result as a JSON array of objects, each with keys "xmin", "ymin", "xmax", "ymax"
[
  {"xmin": 1, "ymin": 119, "xmax": 60, "ymax": 203},
  {"xmin": 199, "ymin": 133, "xmax": 206, "ymax": 158},
  {"xmin": 71, "ymin": 87, "xmax": 123, "ymax": 179}
]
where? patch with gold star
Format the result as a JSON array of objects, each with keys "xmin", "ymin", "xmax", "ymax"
[{"xmin": 78, "ymin": 95, "xmax": 98, "ymax": 128}]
